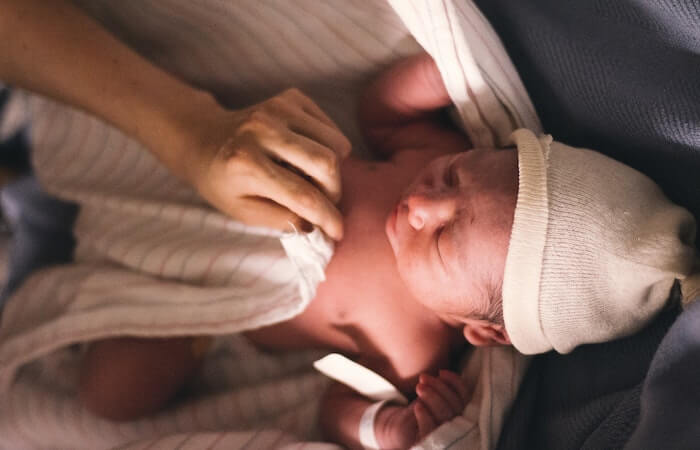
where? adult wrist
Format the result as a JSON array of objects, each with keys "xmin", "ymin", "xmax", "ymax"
[{"xmin": 143, "ymin": 86, "xmax": 223, "ymax": 185}]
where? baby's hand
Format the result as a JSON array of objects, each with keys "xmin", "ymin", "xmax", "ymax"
[
  {"xmin": 375, "ymin": 370, "xmax": 469, "ymax": 449},
  {"xmin": 414, "ymin": 370, "xmax": 469, "ymax": 441}
]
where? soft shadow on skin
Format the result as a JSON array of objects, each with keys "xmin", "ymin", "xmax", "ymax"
[{"xmin": 333, "ymin": 323, "xmax": 467, "ymax": 396}]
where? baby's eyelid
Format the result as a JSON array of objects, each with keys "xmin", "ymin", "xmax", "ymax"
[
  {"xmin": 436, "ymin": 224, "xmax": 448, "ymax": 264},
  {"xmin": 443, "ymin": 165, "xmax": 457, "ymax": 187}
]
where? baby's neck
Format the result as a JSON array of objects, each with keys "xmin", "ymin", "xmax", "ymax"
[
  {"xmin": 246, "ymin": 158, "xmax": 461, "ymax": 389},
  {"xmin": 301, "ymin": 159, "xmax": 448, "ymax": 349}
]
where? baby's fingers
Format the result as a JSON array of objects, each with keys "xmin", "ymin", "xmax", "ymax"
[
  {"xmin": 439, "ymin": 370, "xmax": 470, "ymax": 405},
  {"xmin": 416, "ymin": 377, "xmax": 457, "ymax": 423},
  {"xmin": 413, "ymin": 400, "xmax": 437, "ymax": 440},
  {"xmin": 419, "ymin": 374, "xmax": 464, "ymax": 415}
]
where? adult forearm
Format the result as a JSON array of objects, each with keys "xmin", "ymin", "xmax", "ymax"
[
  {"xmin": 0, "ymin": 0, "xmax": 213, "ymax": 180},
  {"xmin": 0, "ymin": 0, "xmax": 350, "ymax": 238}
]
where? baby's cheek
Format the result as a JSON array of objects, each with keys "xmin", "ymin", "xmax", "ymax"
[
  {"xmin": 396, "ymin": 259, "xmax": 415, "ymax": 290},
  {"xmin": 399, "ymin": 259, "xmax": 438, "ymax": 305}
]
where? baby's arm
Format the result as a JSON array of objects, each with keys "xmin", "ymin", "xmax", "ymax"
[
  {"xmin": 359, "ymin": 52, "xmax": 469, "ymax": 159},
  {"xmin": 320, "ymin": 370, "xmax": 469, "ymax": 449}
]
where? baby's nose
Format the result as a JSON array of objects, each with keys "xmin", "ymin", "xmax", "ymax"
[{"xmin": 405, "ymin": 193, "xmax": 456, "ymax": 231}]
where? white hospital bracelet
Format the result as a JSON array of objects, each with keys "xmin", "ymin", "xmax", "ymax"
[{"xmin": 359, "ymin": 400, "xmax": 388, "ymax": 450}]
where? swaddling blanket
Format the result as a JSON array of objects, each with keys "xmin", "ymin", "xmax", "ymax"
[{"xmin": 0, "ymin": 0, "xmax": 538, "ymax": 448}]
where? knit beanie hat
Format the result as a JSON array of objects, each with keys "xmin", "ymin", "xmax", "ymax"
[{"xmin": 502, "ymin": 128, "xmax": 698, "ymax": 355}]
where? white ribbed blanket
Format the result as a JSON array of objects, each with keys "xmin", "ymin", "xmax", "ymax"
[{"xmin": 0, "ymin": 1, "xmax": 539, "ymax": 449}]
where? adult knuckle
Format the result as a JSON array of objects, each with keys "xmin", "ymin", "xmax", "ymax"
[
  {"xmin": 315, "ymin": 151, "xmax": 339, "ymax": 178},
  {"xmin": 238, "ymin": 110, "xmax": 269, "ymax": 135},
  {"xmin": 283, "ymin": 87, "xmax": 302, "ymax": 99},
  {"xmin": 249, "ymin": 108, "xmax": 268, "ymax": 121},
  {"xmin": 265, "ymin": 96, "xmax": 287, "ymax": 112},
  {"xmin": 248, "ymin": 109, "xmax": 269, "ymax": 125},
  {"xmin": 284, "ymin": 87, "xmax": 310, "ymax": 106},
  {"xmin": 278, "ymin": 131, "xmax": 296, "ymax": 148},
  {"xmin": 224, "ymin": 146, "xmax": 258, "ymax": 173}
]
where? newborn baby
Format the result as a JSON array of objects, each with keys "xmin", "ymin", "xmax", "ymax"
[
  {"xmin": 78, "ymin": 51, "xmax": 698, "ymax": 449},
  {"xmin": 80, "ymin": 53, "xmax": 510, "ymax": 449}
]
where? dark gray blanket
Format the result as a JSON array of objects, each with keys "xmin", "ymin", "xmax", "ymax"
[
  {"xmin": 0, "ymin": 85, "xmax": 77, "ymax": 311},
  {"xmin": 472, "ymin": 1, "xmax": 700, "ymax": 448},
  {"xmin": 0, "ymin": 176, "xmax": 77, "ymax": 307}
]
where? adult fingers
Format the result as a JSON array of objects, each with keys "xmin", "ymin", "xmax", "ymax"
[
  {"xmin": 258, "ymin": 125, "xmax": 343, "ymax": 203},
  {"xmin": 250, "ymin": 152, "xmax": 344, "ymax": 240},
  {"xmin": 282, "ymin": 88, "xmax": 343, "ymax": 132},
  {"xmin": 275, "ymin": 91, "xmax": 352, "ymax": 159},
  {"xmin": 229, "ymin": 197, "xmax": 313, "ymax": 234}
]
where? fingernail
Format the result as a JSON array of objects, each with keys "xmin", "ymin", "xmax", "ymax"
[{"xmin": 331, "ymin": 223, "xmax": 344, "ymax": 240}]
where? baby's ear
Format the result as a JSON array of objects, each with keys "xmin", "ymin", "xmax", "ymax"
[{"xmin": 462, "ymin": 320, "xmax": 511, "ymax": 346}]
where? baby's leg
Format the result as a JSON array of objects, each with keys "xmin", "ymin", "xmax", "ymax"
[{"xmin": 79, "ymin": 336, "xmax": 210, "ymax": 421}]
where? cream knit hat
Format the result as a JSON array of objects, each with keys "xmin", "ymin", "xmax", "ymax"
[{"xmin": 502, "ymin": 128, "xmax": 698, "ymax": 355}]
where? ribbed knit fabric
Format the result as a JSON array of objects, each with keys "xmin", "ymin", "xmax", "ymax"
[
  {"xmin": 504, "ymin": 129, "xmax": 696, "ymax": 354},
  {"xmin": 501, "ymin": 130, "xmax": 550, "ymax": 353}
]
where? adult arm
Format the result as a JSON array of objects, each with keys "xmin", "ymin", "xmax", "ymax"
[
  {"xmin": 358, "ymin": 52, "xmax": 468, "ymax": 159},
  {"xmin": 0, "ymin": 0, "xmax": 350, "ymax": 239}
]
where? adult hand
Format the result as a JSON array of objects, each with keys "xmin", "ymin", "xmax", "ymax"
[
  {"xmin": 0, "ymin": 1, "xmax": 350, "ymax": 238},
  {"xmin": 180, "ymin": 88, "xmax": 351, "ymax": 240}
]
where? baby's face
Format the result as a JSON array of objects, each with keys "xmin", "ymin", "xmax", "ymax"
[{"xmin": 386, "ymin": 148, "xmax": 518, "ymax": 322}]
